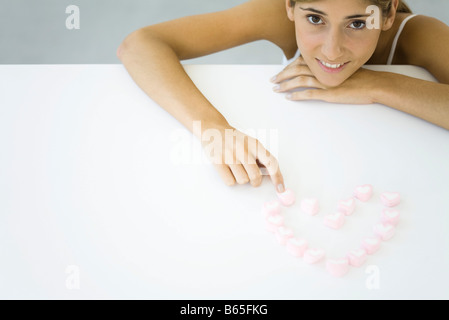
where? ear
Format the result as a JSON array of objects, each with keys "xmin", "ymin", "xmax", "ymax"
[
  {"xmin": 381, "ymin": 0, "xmax": 399, "ymax": 31},
  {"xmin": 286, "ymin": 0, "xmax": 295, "ymax": 22}
]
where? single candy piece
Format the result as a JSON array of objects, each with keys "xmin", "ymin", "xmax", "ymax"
[
  {"xmin": 286, "ymin": 238, "xmax": 309, "ymax": 257},
  {"xmin": 324, "ymin": 212, "xmax": 345, "ymax": 230},
  {"xmin": 262, "ymin": 200, "xmax": 282, "ymax": 217},
  {"xmin": 381, "ymin": 208, "xmax": 400, "ymax": 226},
  {"xmin": 300, "ymin": 198, "xmax": 320, "ymax": 216},
  {"xmin": 347, "ymin": 249, "xmax": 368, "ymax": 268},
  {"xmin": 362, "ymin": 237, "xmax": 382, "ymax": 255},
  {"xmin": 338, "ymin": 198, "xmax": 356, "ymax": 216},
  {"xmin": 265, "ymin": 214, "xmax": 284, "ymax": 233},
  {"xmin": 380, "ymin": 192, "xmax": 401, "ymax": 207},
  {"xmin": 373, "ymin": 223, "xmax": 396, "ymax": 241},
  {"xmin": 303, "ymin": 249, "xmax": 326, "ymax": 264},
  {"xmin": 276, "ymin": 188, "xmax": 296, "ymax": 207},
  {"xmin": 326, "ymin": 258, "xmax": 350, "ymax": 277},
  {"xmin": 275, "ymin": 226, "xmax": 294, "ymax": 245},
  {"xmin": 354, "ymin": 184, "xmax": 373, "ymax": 202}
]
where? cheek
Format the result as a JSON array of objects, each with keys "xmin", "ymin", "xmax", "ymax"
[
  {"xmin": 295, "ymin": 28, "xmax": 321, "ymax": 54},
  {"xmin": 345, "ymin": 35, "xmax": 379, "ymax": 62}
]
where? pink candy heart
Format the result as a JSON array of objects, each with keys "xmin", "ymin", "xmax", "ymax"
[
  {"xmin": 304, "ymin": 249, "xmax": 326, "ymax": 264},
  {"xmin": 262, "ymin": 200, "xmax": 281, "ymax": 217},
  {"xmin": 265, "ymin": 214, "xmax": 284, "ymax": 233},
  {"xmin": 362, "ymin": 237, "xmax": 382, "ymax": 255},
  {"xmin": 286, "ymin": 238, "xmax": 309, "ymax": 257},
  {"xmin": 373, "ymin": 223, "xmax": 396, "ymax": 241},
  {"xmin": 324, "ymin": 212, "xmax": 345, "ymax": 230},
  {"xmin": 326, "ymin": 258, "xmax": 350, "ymax": 277},
  {"xmin": 381, "ymin": 208, "xmax": 400, "ymax": 226},
  {"xmin": 338, "ymin": 198, "xmax": 356, "ymax": 216},
  {"xmin": 347, "ymin": 249, "xmax": 368, "ymax": 268},
  {"xmin": 276, "ymin": 188, "xmax": 296, "ymax": 207},
  {"xmin": 380, "ymin": 192, "xmax": 401, "ymax": 207},
  {"xmin": 275, "ymin": 226, "xmax": 294, "ymax": 245},
  {"xmin": 354, "ymin": 184, "xmax": 373, "ymax": 202}
]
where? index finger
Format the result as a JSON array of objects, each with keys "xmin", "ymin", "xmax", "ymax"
[{"xmin": 256, "ymin": 147, "xmax": 285, "ymax": 194}]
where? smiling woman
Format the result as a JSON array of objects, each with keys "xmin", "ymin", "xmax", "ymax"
[
  {"xmin": 283, "ymin": 0, "xmax": 414, "ymax": 87},
  {"xmin": 117, "ymin": 0, "xmax": 449, "ymax": 192}
]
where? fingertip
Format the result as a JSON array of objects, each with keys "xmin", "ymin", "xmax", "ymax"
[{"xmin": 276, "ymin": 183, "xmax": 286, "ymax": 194}]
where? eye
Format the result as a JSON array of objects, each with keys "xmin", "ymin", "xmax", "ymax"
[
  {"xmin": 307, "ymin": 15, "xmax": 324, "ymax": 25},
  {"xmin": 349, "ymin": 20, "xmax": 366, "ymax": 30}
]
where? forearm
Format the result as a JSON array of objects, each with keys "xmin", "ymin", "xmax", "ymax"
[
  {"xmin": 373, "ymin": 72, "xmax": 449, "ymax": 130},
  {"xmin": 117, "ymin": 30, "xmax": 230, "ymax": 137}
]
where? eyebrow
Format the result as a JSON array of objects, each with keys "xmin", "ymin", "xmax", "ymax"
[{"xmin": 299, "ymin": 7, "xmax": 372, "ymax": 19}]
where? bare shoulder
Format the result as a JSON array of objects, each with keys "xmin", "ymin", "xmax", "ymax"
[
  {"xmin": 400, "ymin": 14, "xmax": 449, "ymax": 83},
  {"xmin": 137, "ymin": 0, "xmax": 296, "ymax": 61},
  {"xmin": 239, "ymin": 0, "xmax": 297, "ymax": 56}
]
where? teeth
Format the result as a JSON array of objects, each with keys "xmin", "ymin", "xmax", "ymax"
[{"xmin": 320, "ymin": 60, "xmax": 344, "ymax": 69}]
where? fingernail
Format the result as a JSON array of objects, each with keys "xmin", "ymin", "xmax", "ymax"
[
  {"xmin": 277, "ymin": 184, "xmax": 285, "ymax": 193},
  {"xmin": 272, "ymin": 85, "xmax": 280, "ymax": 92},
  {"xmin": 286, "ymin": 94, "xmax": 293, "ymax": 100},
  {"xmin": 270, "ymin": 76, "xmax": 277, "ymax": 83}
]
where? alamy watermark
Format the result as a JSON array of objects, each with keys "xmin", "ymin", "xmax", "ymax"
[
  {"xmin": 365, "ymin": 265, "xmax": 381, "ymax": 290},
  {"xmin": 65, "ymin": 265, "xmax": 81, "ymax": 290},
  {"xmin": 366, "ymin": 5, "xmax": 381, "ymax": 30},
  {"xmin": 66, "ymin": 5, "xmax": 80, "ymax": 30},
  {"xmin": 169, "ymin": 121, "xmax": 279, "ymax": 174}
]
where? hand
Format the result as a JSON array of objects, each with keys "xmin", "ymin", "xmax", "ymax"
[
  {"xmin": 272, "ymin": 56, "xmax": 380, "ymax": 105},
  {"xmin": 200, "ymin": 123, "xmax": 285, "ymax": 193}
]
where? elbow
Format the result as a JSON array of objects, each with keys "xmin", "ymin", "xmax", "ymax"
[{"xmin": 117, "ymin": 29, "xmax": 147, "ymax": 60}]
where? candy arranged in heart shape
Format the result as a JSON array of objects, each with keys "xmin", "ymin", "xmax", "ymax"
[{"xmin": 262, "ymin": 186, "xmax": 401, "ymax": 277}]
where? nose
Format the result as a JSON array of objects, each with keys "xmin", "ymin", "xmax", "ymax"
[{"xmin": 321, "ymin": 28, "xmax": 344, "ymax": 62}]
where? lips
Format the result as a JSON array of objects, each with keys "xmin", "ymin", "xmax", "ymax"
[{"xmin": 316, "ymin": 58, "xmax": 349, "ymax": 73}]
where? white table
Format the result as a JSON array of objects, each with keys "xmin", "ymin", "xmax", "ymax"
[{"xmin": 0, "ymin": 64, "xmax": 448, "ymax": 300}]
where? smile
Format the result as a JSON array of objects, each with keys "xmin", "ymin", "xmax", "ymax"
[{"xmin": 316, "ymin": 59, "xmax": 349, "ymax": 73}]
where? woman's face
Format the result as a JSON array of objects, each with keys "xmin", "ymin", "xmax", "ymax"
[{"xmin": 287, "ymin": 0, "xmax": 392, "ymax": 87}]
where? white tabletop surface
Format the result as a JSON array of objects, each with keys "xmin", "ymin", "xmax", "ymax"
[{"xmin": 0, "ymin": 64, "xmax": 448, "ymax": 300}]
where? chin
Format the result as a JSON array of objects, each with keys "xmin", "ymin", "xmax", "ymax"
[{"xmin": 316, "ymin": 75, "xmax": 347, "ymax": 88}]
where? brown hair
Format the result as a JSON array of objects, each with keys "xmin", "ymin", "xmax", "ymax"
[{"xmin": 290, "ymin": 0, "xmax": 412, "ymax": 15}]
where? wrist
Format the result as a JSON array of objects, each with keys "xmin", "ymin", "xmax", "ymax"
[
  {"xmin": 191, "ymin": 117, "xmax": 232, "ymax": 140},
  {"xmin": 370, "ymin": 71, "xmax": 397, "ymax": 105}
]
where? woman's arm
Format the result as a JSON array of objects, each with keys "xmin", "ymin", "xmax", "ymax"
[
  {"xmin": 117, "ymin": 0, "xmax": 295, "ymax": 191},
  {"xmin": 373, "ymin": 72, "xmax": 449, "ymax": 130}
]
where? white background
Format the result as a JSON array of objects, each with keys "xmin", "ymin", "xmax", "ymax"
[{"xmin": 1, "ymin": 64, "xmax": 448, "ymax": 299}]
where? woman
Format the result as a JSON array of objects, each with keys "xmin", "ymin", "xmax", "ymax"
[{"xmin": 117, "ymin": 0, "xmax": 449, "ymax": 193}]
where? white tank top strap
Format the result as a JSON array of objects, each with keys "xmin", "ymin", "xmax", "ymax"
[
  {"xmin": 387, "ymin": 14, "xmax": 419, "ymax": 65},
  {"xmin": 282, "ymin": 49, "xmax": 301, "ymax": 66}
]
